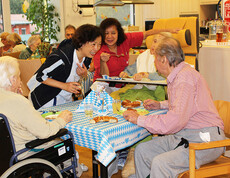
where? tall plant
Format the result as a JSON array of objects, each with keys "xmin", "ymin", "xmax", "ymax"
[{"xmin": 25, "ymin": 0, "xmax": 60, "ymax": 42}]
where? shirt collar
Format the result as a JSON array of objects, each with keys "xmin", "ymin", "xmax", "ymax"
[{"xmin": 167, "ymin": 61, "xmax": 186, "ymax": 84}]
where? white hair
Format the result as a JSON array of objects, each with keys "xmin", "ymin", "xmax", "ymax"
[
  {"xmin": 0, "ymin": 56, "xmax": 20, "ymax": 89},
  {"xmin": 158, "ymin": 32, "xmax": 172, "ymax": 38},
  {"xmin": 27, "ymin": 35, "xmax": 41, "ymax": 47}
]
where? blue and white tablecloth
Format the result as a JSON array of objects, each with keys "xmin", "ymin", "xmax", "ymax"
[{"xmin": 41, "ymin": 99, "xmax": 167, "ymax": 167}]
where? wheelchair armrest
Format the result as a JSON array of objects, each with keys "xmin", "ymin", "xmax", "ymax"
[{"xmin": 25, "ymin": 128, "xmax": 68, "ymax": 149}]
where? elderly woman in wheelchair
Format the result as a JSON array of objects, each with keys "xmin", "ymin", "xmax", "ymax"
[{"xmin": 0, "ymin": 56, "xmax": 82, "ymax": 177}]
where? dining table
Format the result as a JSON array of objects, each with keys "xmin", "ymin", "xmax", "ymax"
[{"xmin": 40, "ymin": 92, "xmax": 167, "ymax": 178}]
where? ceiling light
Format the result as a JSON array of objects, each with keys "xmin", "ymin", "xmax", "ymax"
[
  {"xmin": 122, "ymin": 0, "xmax": 154, "ymax": 4},
  {"xmin": 94, "ymin": 0, "xmax": 125, "ymax": 6}
]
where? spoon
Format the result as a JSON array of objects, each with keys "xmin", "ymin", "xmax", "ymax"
[{"xmin": 110, "ymin": 53, "xmax": 125, "ymax": 58}]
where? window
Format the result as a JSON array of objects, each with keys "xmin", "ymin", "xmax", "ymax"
[
  {"xmin": 14, "ymin": 28, "xmax": 19, "ymax": 34},
  {"xmin": 10, "ymin": 0, "xmax": 30, "ymax": 42},
  {"xmin": 95, "ymin": 2, "xmax": 134, "ymax": 27},
  {"xmin": 0, "ymin": 1, "xmax": 3, "ymax": 33},
  {"xmin": 21, "ymin": 28, "xmax": 26, "ymax": 35}
]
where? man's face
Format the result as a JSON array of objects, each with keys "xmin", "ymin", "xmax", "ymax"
[
  {"xmin": 65, "ymin": 28, "xmax": 75, "ymax": 39},
  {"xmin": 154, "ymin": 55, "xmax": 167, "ymax": 77}
]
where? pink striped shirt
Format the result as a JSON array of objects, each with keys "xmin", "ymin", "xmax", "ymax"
[{"xmin": 138, "ymin": 62, "xmax": 224, "ymax": 134}]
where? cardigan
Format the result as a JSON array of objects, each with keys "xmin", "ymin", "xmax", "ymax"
[{"xmin": 28, "ymin": 39, "xmax": 75, "ymax": 109}]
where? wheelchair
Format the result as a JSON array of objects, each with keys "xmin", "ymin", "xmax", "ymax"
[{"xmin": 0, "ymin": 113, "xmax": 78, "ymax": 178}]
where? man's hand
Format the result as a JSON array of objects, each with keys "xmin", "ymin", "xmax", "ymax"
[
  {"xmin": 63, "ymin": 82, "xmax": 81, "ymax": 94},
  {"xmin": 100, "ymin": 52, "xmax": 110, "ymax": 63},
  {"xmin": 58, "ymin": 110, "xmax": 72, "ymax": 123},
  {"xmin": 76, "ymin": 63, "xmax": 87, "ymax": 78},
  {"xmin": 119, "ymin": 71, "xmax": 129, "ymax": 78},
  {"xmin": 123, "ymin": 110, "xmax": 139, "ymax": 125},
  {"xmin": 143, "ymin": 99, "xmax": 160, "ymax": 110}
]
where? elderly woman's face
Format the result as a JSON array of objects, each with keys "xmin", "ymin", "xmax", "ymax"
[
  {"xmin": 104, "ymin": 25, "xmax": 118, "ymax": 48},
  {"xmin": 150, "ymin": 34, "xmax": 165, "ymax": 55},
  {"xmin": 30, "ymin": 39, "xmax": 41, "ymax": 52},
  {"xmin": 81, "ymin": 36, "xmax": 102, "ymax": 58},
  {"xmin": 8, "ymin": 40, "xmax": 15, "ymax": 47}
]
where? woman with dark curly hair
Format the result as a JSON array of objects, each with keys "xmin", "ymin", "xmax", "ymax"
[
  {"xmin": 28, "ymin": 24, "xmax": 102, "ymax": 109},
  {"xmin": 93, "ymin": 18, "xmax": 179, "ymax": 81}
]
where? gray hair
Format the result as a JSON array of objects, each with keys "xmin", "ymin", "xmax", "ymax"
[
  {"xmin": 155, "ymin": 37, "xmax": 184, "ymax": 67},
  {"xmin": 0, "ymin": 56, "xmax": 20, "ymax": 89},
  {"xmin": 27, "ymin": 35, "xmax": 41, "ymax": 47}
]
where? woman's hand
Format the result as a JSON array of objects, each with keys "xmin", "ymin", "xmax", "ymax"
[
  {"xmin": 58, "ymin": 110, "xmax": 72, "ymax": 123},
  {"xmin": 169, "ymin": 28, "xmax": 182, "ymax": 33},
  {"xmin": 123, "ymin": 110, "xmax": 139, "ymax": 125},
  {"xmin": 119, "ymin": 71, "xmax": 129, "ymax": 78},
  {"xmin": 100, "ymin": 52, "xmax": 110, "ymax": 63},
  {"xmin": 63, "ymin": 82, "xmax": 81, "ymax": 94},
  {"xmin": 143, "ymin": 99, "xmax": 160, "ymax": 110},
  {"xmin": 76, "ymin": 63, "xmax": 87, "ymax": 78},
  {"xmin": 133, "ymin": 72, "xmax": 149, "ymax": 81}
]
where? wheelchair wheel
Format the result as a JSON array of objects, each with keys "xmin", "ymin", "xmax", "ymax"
[{"xmin": 1, "ymin": 158, "xmax": 62, "ymax": 178}]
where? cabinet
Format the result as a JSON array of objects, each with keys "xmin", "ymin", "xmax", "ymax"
[
  {"xmin": 200, "ymin": 0, "xmax": 219, "ymax": 5},
  {"xmin": 179, "ymin": 0, "xmax": 199, "ymax": 14},
  {"xmin": 161, "ymin": 0, "xmax": 180, "ymax": 18},
  {"xmin": 135, "ymin": 0, "xmax": 161, "ymax": 30},
  {"xmin": 198, "ymin": 45, "xmax": 230, "ymax": 102}
]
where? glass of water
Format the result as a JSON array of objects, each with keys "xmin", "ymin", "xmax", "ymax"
[{"xmin": 84, "ymin": 102, "xmax": 93, "ymax": 118}]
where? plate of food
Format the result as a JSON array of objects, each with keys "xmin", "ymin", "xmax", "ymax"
[
  {"xmin": 117, "ymin": 108, "xmax": 149, "ymax": 116},
  {"xmin": 121, "ymin": 99, "xmax": 141, "ymax": 108},
  {"xmin": 90, "ymin": 116, "xmax": 118, "ymax": 124},
  {"xmin": 41, "ymin": 111, "xmax": 61, "ymax": 120}
]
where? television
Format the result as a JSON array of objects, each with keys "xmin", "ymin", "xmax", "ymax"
[{"xmin": 145, "ymin": 20, "xmax": 155, "ymax": 31}]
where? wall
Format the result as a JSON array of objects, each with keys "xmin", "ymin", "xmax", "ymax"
[
  {"xmin": 134, "ymin": 0, "xmax": 181, "ymax": 30},
  {"xmin": 52, "ymin": 0, "xmax": 96, "ymax": 42}
]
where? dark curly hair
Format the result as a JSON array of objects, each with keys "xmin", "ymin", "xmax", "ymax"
[
  {"xmin": 72, "ymin": 24, "xmax": 101, "ymax": 50},
  {"xmin": 100, "ymin": 18, "xmax": 126, "ymax": 46}
]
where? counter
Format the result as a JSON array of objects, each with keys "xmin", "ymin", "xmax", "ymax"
[{"xmin": 198, "ymin": 44, "xmax": 230, "ymax": 102}]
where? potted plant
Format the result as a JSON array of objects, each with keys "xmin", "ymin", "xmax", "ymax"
[{"xmin": 23, "ymin": 0, "xmax": 60, "ymax": 42}]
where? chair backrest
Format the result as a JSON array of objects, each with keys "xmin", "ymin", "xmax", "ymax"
[
  {"xmin": 2, "ymin": 51, "xmax": 21, "ymax": 59},
  {"xmin": 214, "ymin": 100, "xmax": 230, "ymax": 137},
  {"xmin": 146, "ymin": 17, "xmax": 199, "ymax": 70},
  {"xmin": 17, "ymin": 59, "xmax": 42, "ymax": 97},
  {"xmin": 0, "ymin": 114, "xmax": 17, "ymax": 176}
]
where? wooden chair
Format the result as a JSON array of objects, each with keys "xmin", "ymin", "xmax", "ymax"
[
  {"xmin": 2, "ymin": 51, "xmax": 21, "ymax": 59},
  {"xmin": 17, "ymin": 58, "xmax": 42, "ymax": 97},
  {"xmin": 178, "ymin": 100, "xmax": 230, "ymax": 178}
]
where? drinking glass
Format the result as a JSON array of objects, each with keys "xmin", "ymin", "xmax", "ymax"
[
  {"xmin": 84, "ymin": 103, "xmax": 93, "ymax": 118},
  {"xmin": 112, "ymin": 99, "xmax": 121, "ymax": 114}
]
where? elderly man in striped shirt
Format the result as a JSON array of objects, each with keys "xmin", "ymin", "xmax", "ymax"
[{"xmin": 123, "ymin": 37, "xmax": 225, "ymax": 178}]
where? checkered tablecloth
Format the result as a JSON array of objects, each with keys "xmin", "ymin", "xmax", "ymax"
[{"xmin": 41, "ymin": 99, "xmax": 167, "ymax": 166}]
